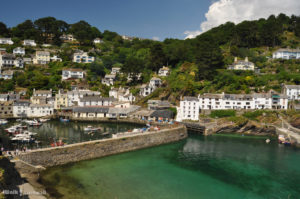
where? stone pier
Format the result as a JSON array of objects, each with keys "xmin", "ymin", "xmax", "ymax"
[{"xmin": 17, "ymin": 125, "xmax": 187, "ymax": 168}]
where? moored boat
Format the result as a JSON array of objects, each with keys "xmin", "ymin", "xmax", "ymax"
[
  {"xmin": 0, "ymin": 119, "xmax": 8, "ymax": 125},
  {"xmin": 84, "ymin": 126, "xmax": 100, "ymax": 132},
  {"xmin": 60, "ymin": 118, "xmax": 69, "ymax": 122}
]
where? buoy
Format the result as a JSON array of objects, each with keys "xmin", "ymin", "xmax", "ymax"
[{"xmin": 266, "ymin": 139, "xmax": 270, "ymax": 143}]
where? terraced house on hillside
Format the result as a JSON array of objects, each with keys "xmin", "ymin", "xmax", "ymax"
[{"xmin": 73, "ymin": 51, "xmax": 95, "ymax": 63}]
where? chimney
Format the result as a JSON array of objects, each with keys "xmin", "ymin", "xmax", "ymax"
[
  {"xmin": 245, "ymin": 57, "xmax": 248, "ymax": 62},
  {"xmin": 234, "ymin": 57, "xmax": 237, "ymax": 62}
]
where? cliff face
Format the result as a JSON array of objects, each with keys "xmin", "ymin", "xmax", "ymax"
[{"xmin": 291, "ymin": 118, "xmax": 300, "ymax": 129}]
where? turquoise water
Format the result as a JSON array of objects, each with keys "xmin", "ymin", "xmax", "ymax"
[{"xmin": 41, "ymin": 134, "xmax": 300, "ymax": 199}]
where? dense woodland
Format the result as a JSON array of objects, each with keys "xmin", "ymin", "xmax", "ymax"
[{"xmin": 0, "ymin": 14, "xmax": 300, "ymax": 102}]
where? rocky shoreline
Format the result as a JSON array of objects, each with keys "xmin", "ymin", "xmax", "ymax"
[{"xmin": 214, "ymin": 121, "xmax": 277, "ymax": 136}]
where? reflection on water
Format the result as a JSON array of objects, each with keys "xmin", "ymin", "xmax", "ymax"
[
  {"xmin": 41, "ymin": 134, "xmax": 300, "ymax": 199},
  {"xmin": 0, "ymin": 120, "xmax": 143, "ymax": 150}
]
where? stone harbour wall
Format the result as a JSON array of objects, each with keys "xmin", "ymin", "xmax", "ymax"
[{"xmin": 17, "ymin": 125, "xmax": 187, "ymax": 168}]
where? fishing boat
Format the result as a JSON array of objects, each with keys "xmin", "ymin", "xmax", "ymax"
[
  {"xmin": 24, "ymin": 119, "xmax": 42, "ymax": 126},
  {"xmin": 11, "ymin": 134, "xmax": 35, "ymax": 143},
  {"xmin": 60, "ymin": 118, "xmax": 69, "ymax": 122},
  {"xmin": 39, "ymin": 118, "xmax": 50, "ymax": 123},
  {"xmin": 0, "ymin": 119, "xmax": 8, "ymax": 125},
  {"xmin": 5, "ymin": 127, "xmax": 18, "ymax": 134}
]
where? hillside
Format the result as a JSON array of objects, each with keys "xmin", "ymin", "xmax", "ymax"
[{"xmin": 0, "ymin": 14, "xmax": 300, "ymax": 104}]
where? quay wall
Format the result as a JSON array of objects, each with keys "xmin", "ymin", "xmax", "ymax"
[{"xmin": 17, "ymin": 125, "xmax": 187, "ymax": 168}]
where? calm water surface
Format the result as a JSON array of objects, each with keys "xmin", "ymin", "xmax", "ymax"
[
  {"xmin": 41, "ymin": 134, "xmax": 300, "ymax": 199},
  {"xmin": 0, "ymin": 120, "xmax": 143, "ymax": 149}
]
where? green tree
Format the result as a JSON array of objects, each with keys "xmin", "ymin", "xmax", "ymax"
[{"xmin": 0, "ymin": 22, "xmax": 9, "ymax": 37}]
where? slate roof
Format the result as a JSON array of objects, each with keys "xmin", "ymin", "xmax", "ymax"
[
  {"xmin": 73, "ymin": 106, "xmax": 109, "ymax": 113},
  {"xmin": 14, "ymin": 101, "xmax": 30, "ymax": 106},
  {"xmin": 79, "ymin": 96, "xmax": 116, "ymax": 102},
  {"xmin": 150, "ymin": 110, "xmax": 174, "ymax": 119},
  {"xmin": 108, "ymin": 106, "xmax": 140, "ymax": 114},
  {"xmin": 183, "ymin": 96, "xmax": 198, "ymax": 101},
  {"xmin": 284, "ymin": 85, "xmax": 300, "ymax": 89}
]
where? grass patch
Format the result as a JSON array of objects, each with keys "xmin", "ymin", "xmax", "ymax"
[
  {"xmin": 243, "ymin": 110, "xmax": 264, "ymax": 121},
  {"xmin": 210, "ymin": 110, "xmax": 236, "ymax": 118},
  {"xmin": 227, "ymin": 116, "xmax": 248, "ymax": 126}
]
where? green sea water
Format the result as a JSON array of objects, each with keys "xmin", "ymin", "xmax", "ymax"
[{"xmin": 41, "ymin": 134, "xmax": 300, "ymax": 199}]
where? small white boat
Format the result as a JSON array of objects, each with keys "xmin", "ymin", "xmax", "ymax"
[
  {"xmin": 25, "ymin": 120, "xmax": 42, "ymax": 126},
  {"xmin": 11, "ymin": 133, "xmax": 35, "ymax": 142},
  {"xmin": 23, "ymin": 131, "xmax": 37, "ymax": 136},
  {"xmin": 84, "ymin": 126, "xmax": 100, "ymax": 132},
  {"xmin": 5, "ymin": 127, "xmax": 17, "ymax": 133},
  {"xmin": 39, "ymin": 118, "xmax": 50, "ymax": 123},
  {"xmin": 266, "ymin": 139, "xmax": 270, "ymax": 143},
  {"xmin": 0, "ymin": 119, "xmax": 8, "ymax": 125}
]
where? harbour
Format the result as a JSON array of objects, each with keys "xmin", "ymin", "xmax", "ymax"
[{"xmin": 40, "ymin": 134, "xmax": 300, "ymax": 199}]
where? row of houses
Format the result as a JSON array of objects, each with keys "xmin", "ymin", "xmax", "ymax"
[
  {"xmin": 59, "ymin": 34, "xmax": 103, "ymax": 44},
  {"xmin": 0, "ymin": 38, "xmax": 37, "ymax": 46},
  {"xmin": 0, "ymin": 36, "xmax": 103, "ymax": 46},
  {"xmin": 0, "ymin": 50, "xmax": 62, "ymax": 70},
  {"xmin": 176, "ymin": 87, "xmax": 300, "ymax": 121}
]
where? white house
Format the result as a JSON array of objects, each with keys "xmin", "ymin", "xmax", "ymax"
[
  {"xmin": 140, "ymin": 77, "xmax": 162, "ymax": 97},
  {"xmin": 67, "ymin": 90, "xmax": 101, "ymax": 106},
  {"xmin": 0, "ymin": 38, "xmax": 13, "ymax": 45},
  {"xmin": 111, "ymin": 67, "xmax": 121, "ymax": 75},
  {"xmin": 176, "ymin": 97, "xmax": 200, "ymax": 122},
  {"xmin": 33, "ymin": 51, "xmax": 50, "ymax": 65},
  {"xmin": 42, "ymin": 44, "xmax": 52, "ymax": 47},
  {"xmin": 73, "ymin": 107, "xmax": 109, "ymax": 118},
  {"xmin": 102, "ymin": 74, "xmax": 116, "ymax": 86},
  {"xmin": 272, "ymin": 49, "xmax": 300, "ymax": 59},
  {"xmin": 149, "ymin": 77, "xmax": 162, "ymax": 88},
  {"xmin": 93, "ymin": 38, "xmax": 103, "ymax": 44},
  {"xmin": 109, "ymin": 87, "xmax": 135, "ymax": 103},
  {"xmin": 78, "ymin": 96, "xmax": 116, "ymax": 107},
  {"xmin": 0, "ymin": 93, "xmax": 20, "ymax": 102},
  {"xmin": 13, "ymin": 101, "xmax": 30, "ymax": 118},
  {"xmin": 283, "ymin": 85, "xmax": 300, "ymax": 100},
  {"xmin": 23, "ymin": 58, "xmax": 32, "ymax": 64},
  {"xmin": 0, "ymin": 54, "xmax": 24, "ymax": 68},
  {"xmin": 50, "ymin": 55, "xmax": 62, "ymax": 62},
  {"xmin": 23, "ymin": 40, "xmax": 37, "ymax": 47},
  {"xmin": 0, "ymin": 70, "xmax": 13, "ymax": 80},
  {"xmin": 62, "ymin": 68, "xmax": 85, "ymax": 80},
  {"xmin": 127, "ymin": 73, "xmax": 142, "ymax": 82},
  {"xmin": 73, "ymin": 52, "xmax": 94, "ymax": 63},
  {"xmin": 197, "ymin": 92, "xmax": 288, "ymax": 110},
  {"xmin": 27, "ymin": 104, "xmax": 54, "ymax": 117},
  {"xmin": 13, "ymin": 47, "xmax": 25, "ymax": 56},
  {"xmin": 139, "ymin": 84, "xmax": 155, "ymax": 97},
  {"xmin": 60, "ymin": 34, "xmax": 76, "ymax": 42},
  {"xmin": 32, "ymin": 89, "xmax": 52, "ymax": 98},
  {"xmin": 228, "ymin": 57, "xmax": 255, "ymax": 71},
  {"xmin": 158, "ymin": 66, "xmax": 170, "ymax": 76}
]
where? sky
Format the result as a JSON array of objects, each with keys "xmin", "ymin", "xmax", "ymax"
[{"xmin": 0, "ymin": 0, "xmax": 300, "ymax": 40}]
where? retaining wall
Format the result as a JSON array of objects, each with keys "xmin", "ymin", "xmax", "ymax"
[{"xmin": 17, "ymin": 125, "xmax": 187, "ymax": 167}]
